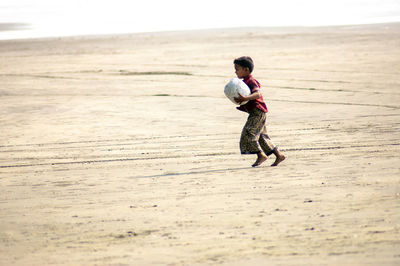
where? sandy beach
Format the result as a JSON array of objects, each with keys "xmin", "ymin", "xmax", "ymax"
[{"xmin": 0, "ymin": 23, "xmax": 399, "ymax": 265}]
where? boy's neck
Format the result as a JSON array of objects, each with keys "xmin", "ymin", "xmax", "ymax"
[{"xmin": 242, "ymin": 74, "xmax": 251, "ymax": 80}]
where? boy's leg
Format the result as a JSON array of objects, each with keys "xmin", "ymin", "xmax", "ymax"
[
  {"xmin": 258, "ymin": 125, "xmax": 276, "ymax": 156},
  {"xmin": 259, "ymin": 124, "xmax": 286, "ymax": 167},
  {"xmin": 240, "ymin": 110, "xmax": 267, "ymax": 167}
]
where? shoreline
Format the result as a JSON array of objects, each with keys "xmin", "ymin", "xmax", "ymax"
[
  {"xmin": 0, "ymin": 22, "xmax": 30, "ymax": 32},
  {"xmin": 1, "ymin": 21, "xmax": 400, "ymax": 42}
]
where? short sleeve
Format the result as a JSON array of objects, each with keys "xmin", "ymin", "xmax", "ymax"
[{"xmin": 247, "ymin": 80, "xmax": 260, "ymax": 93}]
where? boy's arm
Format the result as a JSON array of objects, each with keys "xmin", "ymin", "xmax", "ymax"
[{"xmin": 234, "ymin": 91, "xmax": 260, "ymax": 104}]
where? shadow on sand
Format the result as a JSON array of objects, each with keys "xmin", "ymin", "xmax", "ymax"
[{"xmin": 130, "ymin": 166, "xmax": 253, "ymax": 179}]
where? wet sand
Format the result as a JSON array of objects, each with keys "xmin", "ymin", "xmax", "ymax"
[{"xmin": 0, "ymin": 23, "xmax": 400, "ymax": 265}]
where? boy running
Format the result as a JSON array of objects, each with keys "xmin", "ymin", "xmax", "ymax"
[{"xmin": 233, "ymin": 56, "xmax": 286, "ymax": 167}]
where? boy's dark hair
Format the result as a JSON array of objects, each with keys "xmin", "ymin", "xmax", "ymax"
[{"xmin": 234, "ymin": 56, "xmax": 254, "ymax": 73}]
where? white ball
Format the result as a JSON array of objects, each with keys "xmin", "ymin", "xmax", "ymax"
[{"xmin": 224, "ymin": 78, "xmax": 251, "ymax": 105}]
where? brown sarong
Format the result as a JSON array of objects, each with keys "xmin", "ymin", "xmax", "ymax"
[{"xmin": 240, "ymin": 108, "xmax": 276, "ymax": 155}]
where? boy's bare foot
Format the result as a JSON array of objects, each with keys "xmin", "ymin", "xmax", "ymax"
[
  {"xmin": 271, "ymin": 154, "xmax": 286, "ymax": 167},
  {"xmin": 252, "ymin": 153, "xmax": 267, "ymax": 167}
]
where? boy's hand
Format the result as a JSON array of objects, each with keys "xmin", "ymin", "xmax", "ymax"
[{"xmin": 234, "ymin": 93, "xmax": 248, "ymax": 104}]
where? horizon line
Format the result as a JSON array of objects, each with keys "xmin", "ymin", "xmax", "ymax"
[{"xmin": 1, "ymin": 20, "xmax": 400, "ymax": 42}]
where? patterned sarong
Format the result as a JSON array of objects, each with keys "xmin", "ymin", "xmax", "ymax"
[{"xmin": 240, "ymin": 108, "xmax": 276, "ymax": 155}]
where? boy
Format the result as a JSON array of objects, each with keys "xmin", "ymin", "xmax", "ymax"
[{"xmin": 233, "ymin": 56, "xmax": 285, "ymax": 167}]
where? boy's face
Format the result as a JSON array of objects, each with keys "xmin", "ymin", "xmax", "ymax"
[{"xmin": 234, "ymin": 64, "xmax": 250, "ymax": 79}]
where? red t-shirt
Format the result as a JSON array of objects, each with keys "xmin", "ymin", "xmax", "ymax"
[{"xmin": 237, "ymin": 75, "xmax": 268, "ymax": 113}]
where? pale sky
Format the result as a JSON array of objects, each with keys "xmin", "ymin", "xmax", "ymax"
[{"xmin": 1, "ymin": 0, "xmax": 400, "ymax": 39}]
